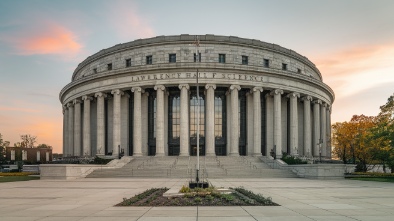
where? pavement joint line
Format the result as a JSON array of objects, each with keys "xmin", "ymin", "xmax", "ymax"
[
  {"xmin": 196, "ymin": 205, "xmax": 199, "ymax": 221},
  {"xmin": 240, "ymin": 206, "xmax": 258, "ymax": 221},
  {"xmin": 136, "ymin": 206, "xmax": 153, "ymax": 221}
]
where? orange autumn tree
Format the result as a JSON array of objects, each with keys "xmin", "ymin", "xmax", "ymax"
[{"xmin": 332, "ymin": 115, "xmax": 376, "ymax": 172}]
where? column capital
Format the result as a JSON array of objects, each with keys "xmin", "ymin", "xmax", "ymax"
[
  {"xmin": 322, "ymin": 103, "xmax": 329, "ymax": 108},
  {"xmin": 131, "ymin": 87, "xmax": 144, "ymax": 93},
  {"xmin": 301, "ymin": 95, "xmax": 313, "ymax": 102},
  {"xmin": 73, "ymin": 99, "xmax": 82, "ymax": 105},
  {"xmin": 66, "ymin": 102, "xmax": 74, "ymax": 108},
  {"xmin": 205, "ymin": 84, "xmax": 216, "ymax": 90},
  {"xmin": 94, "ymin": 92, "xmax": 107, "ymax": 98},
  {"xmin": 82, "ymin": 95, "xmax": 93, "ymax": 101},
  {"xmin": 154, "ymin": 84, "xmax": 166, "ymax": 91},
  {"xmin": 252, "ymin": 87, "xmax": 263, "ymax": 92},
  {"xmin": 270, "ymin": 89, "xmax": 283, "ymax": 96},
  {"xmin": 229, "ymin": 85, "xmax": 241, "ymax": 91},
  {"xmin": 313, "ymin": 99, "xmax": 322, "ymax": 105},
  {"xmin": 287, "ymin": 92, "xmax": 300, "ymax": 98},
  {"xmin": 178, "ymin": 84, "xmax": 190, "ymax": 90},
  {"xmin": 62, "ymin": 105, "xmax": 67, "ymax": 113},
  {"xmin": 111, "ymin": 89, "xmax": 124, "ymax": 96}
]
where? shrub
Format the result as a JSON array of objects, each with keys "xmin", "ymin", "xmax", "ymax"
[{"xmin": 281, "ymin": 152, "xmax": 307, "ymax": 165}]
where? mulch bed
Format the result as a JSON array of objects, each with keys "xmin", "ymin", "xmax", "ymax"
[{"xmin": 116, "ymin": 187, "xmax": 279, "ymax": 206}]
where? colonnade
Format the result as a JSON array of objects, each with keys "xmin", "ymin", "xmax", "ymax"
[{"xmin": 62, "ymin": 84, "xmax": 331, "ymax": 158}]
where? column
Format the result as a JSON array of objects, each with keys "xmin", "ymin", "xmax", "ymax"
[
  {"xmin": 82, "ymin": 96, "xmax": 93, "ymax": 156},
  {"xmin": 313, "ymin": 99, "xmax": 322, "ymax": 157},
  {"xmin": 265, "ymin": 94, "xmax": 274, "ymax": 156},
  {"xmin": 253, "ymin": 87, "xmax": 263, "ymax": 156},
  {"xmin": 288, "ymin": 92, "xmax": 300, "ymax": 155},
  {"xmin": 131, "ymin": 87, "xmax": 143, "ymax": 156},
  {"xmin": 73, "ymin": 99, "xmax": 82, "ymax": 156},
  {"xmin": 327, "ymin": 106, "xmax": 332, "ymax": 158},
  {"xmin": 67, "ymin": 102, "xmax": 74, "ymax": 156},
  {"xmin": 111, "ymin": 89, "xmax": 124, "ymax": 158},
  {"xmin": 179, "ymin": 84, "xmax": 190, "ymax": 156},
  {"xmin": 321, "ymin": 103, "xmax": 327, "ymax": 158},
  {"xmin": 205, "ymin": 84, "xmax": 216, "ymax": 156},
  {"xmin": 271, "ymin": 89, "xmax": 283, "ymax": 158},
  {"xmin": 229, "ymin": 85, "xmax": 241, "ymax": 156},
  {"xmin": 95, "ymin": 92, "xmax": 107, "ymax": 155},
  {"xmin": 155, "ymin": 85, "xmax": 165, "ymax": 156},
  {"xmin": 226, "ymin": 91, "xmax": 231, "ymax": 155},
  {"xmin": 63, "ymin": 106, "xmax": 68, "ymax": 156},
  {"xmin": 302, "ymin": 96, "xmax": 312, "ymax": 157}
]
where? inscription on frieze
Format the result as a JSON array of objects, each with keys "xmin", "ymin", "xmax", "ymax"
[{"xmin": 130, "ymin": 72, "xmax": 265, "ymax": 82}]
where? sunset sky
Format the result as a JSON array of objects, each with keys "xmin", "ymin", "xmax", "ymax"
[{"xmin": 1, "ymin": 0, "xmax": 394, "ymax": 153}]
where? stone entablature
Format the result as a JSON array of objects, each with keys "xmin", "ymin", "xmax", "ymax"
[{"xmin": 71, "ymin": 35, "xmax": 322, "ymax": 82}]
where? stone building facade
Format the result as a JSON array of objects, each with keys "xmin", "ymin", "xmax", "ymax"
[{"xmin": 60, "ymin": 35, "xmax": 334, "ymax": 158}]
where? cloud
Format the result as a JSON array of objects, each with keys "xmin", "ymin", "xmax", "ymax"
[
  {"xmin": 0, "ymin": 106, "xmax": 40, "ymax": 113},
  {"xmin": 108, "ymin": 2, "xmax": 155, "ymax": 40},
  {"xmin": 314, "ymin": 43, "xmax": 394, "ymax": 97},
  {"xmin": 3, "ymin": 22, "xmax": 82, "ymax": 56}
]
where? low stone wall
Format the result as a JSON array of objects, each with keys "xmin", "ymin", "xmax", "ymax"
[
  {"xmin": 261, "ymin": 156, "xmax": 355, "ymax": 179},
  {"xmin": 40, "ymin": 156, "xmax": 132, "ymax": 180}
]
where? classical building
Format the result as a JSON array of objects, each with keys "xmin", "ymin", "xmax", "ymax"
[
  {"xmin": 60, "ymin": 35, "xmax": 334, "ymax": 159},
  {"xmin": 6, "ymin": 147, "xmax": 52, "ymax": 163}
]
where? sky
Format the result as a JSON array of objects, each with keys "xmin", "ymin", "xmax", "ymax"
[{"xmin": 0, "ymin": 0, "xmax": 394, "ymax": 153}]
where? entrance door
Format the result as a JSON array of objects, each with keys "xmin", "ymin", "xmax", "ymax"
[{"xmin": 190, "ymin": 88, "xmax": 205, "ymax": 156}]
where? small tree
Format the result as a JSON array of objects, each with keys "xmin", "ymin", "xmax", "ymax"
[
  {"xmin": 0, "ymin": 133, "xmax": 8, "ymax": 164},
  {"xmin": 19, "ymin": 134, "xmax": 37, "ymax": 148},
  {"xmin": 37, "ymin": 144, "xmax": 52, "ymax": 149}
]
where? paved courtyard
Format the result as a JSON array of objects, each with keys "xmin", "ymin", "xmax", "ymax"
[{"xmin": 0, "ymin": 177, "xmax": 393, "ymax": 221}]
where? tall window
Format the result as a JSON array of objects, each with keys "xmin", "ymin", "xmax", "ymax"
[
  {"xmin": 194, "ymin": 53, "xmax": 201, "ymax": 62},
  {"xmin": 190, "ymin": 93, "xmax": 205, "ymax": 138},
  {"xmin": 171, "ymin": 96, "xmax": 180, "ymax": 139},
  {"xmin": 107, "ymin": 63, "xmax": 112, "ymax": 70},
  {"xmin": 126, "ymin": 58, "xmax": 131, "ymax": 67},
  {"xmin": 242, "ymin": 56, "xmax": 248, "ymax": 65},
  {"xmin": 169, "ymin": 54, "xmax": 176, "ymax": 63},
  {"xmin": 219, "ymin": 54, "xmax": 226, "ymax": 63},
  {"xmin": 282, "ymin": 63, "xmax": 287, "ymax": 70},
  {"xmin": 264, "ymin": 59, "xmax": 270, "ymax": 67},
  {"xmin": 146, "ymin": 55, "xmax": 153, "ymax": 65},
  {"xmin": 297, "ymin": 68, "xmax": 301, "ymax": 74},
  {"xmin": 214, "ymin": 97, "xmax": 223, "ymax": 138}
]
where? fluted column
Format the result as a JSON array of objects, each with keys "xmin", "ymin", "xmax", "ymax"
[
  {"xmin": 179, "ymin": 84, "xmax": 190, "ymax": 156},
  {"xmin": 205, "ymin": 84, "xmax": 216, "ymax": 156},
  {"xmin": 155, "ymin": 85, "xmax": 165, "ymax": 156},
  {"xmin": 131, "ymin": 87, "xmax": 143, "ymax": 156},
  {"xmin": 271, "ymin": 89, "xmax": 283, "ymax": 158},
  {"xmin": 67, "ymin": 102, "xmax": 74, "ymax": 156},
  {"xmin": 253, "ymin": 87, "xmax": 263, "ymax": 156},
  {"xmin": 73, "ymin": 99, "xmax": 82, "ymax": 156},
  {"xmin": 111, "ymin": 89, "xmax": 124, "ymax": 158},
  {"xmin": 95, "ymin": 92, "xmax": 106, "ymax": 155},
  {"xmin": 321, "ymin": 103, "xmax": 328, "ymax": 158},
  {"xmin": 229, "ymin": 85, "xmax": 241, "ymax": 156},
  {"xmin": 288, "ymin": 92, "xmax": 300, "ymax": 155},
  {"xmin": 63, "ymin": 106, "xmax": 68, "ymax": 156},
  {"xmin": 327, "ymin": 106, "xmax": 332, "ymax": 158},
  {"xmin": 302, "ymin": 96, "xmax": 312, "ymax": 157},
  {"xmin": 82, "ymin": 96, "xmax": 93, "ymax": 156},
  {"xmin": 313, "ymin": 99, "xmax": 322, "ymax": 157}
]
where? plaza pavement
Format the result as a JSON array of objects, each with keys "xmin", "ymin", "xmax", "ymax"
[{"xmin": 0, "ymin": 177, "xmax": 393, "ymax": 221}]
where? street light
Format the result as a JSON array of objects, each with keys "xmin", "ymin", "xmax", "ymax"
[{"xmin": 317, "ymin": 138, "xmax": 323, "ymax": 163}]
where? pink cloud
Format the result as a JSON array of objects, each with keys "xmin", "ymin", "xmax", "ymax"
[
  {"xmin": 0, "ymin": 106, "xmax": 40, "ymax": 113},
  {"xmin": 5, "ymin": 23, "xmax": 82, "ymax": 56},
  {"xmin": 109, "ymin": 2, "xmax": 155, "ymax": 40}
]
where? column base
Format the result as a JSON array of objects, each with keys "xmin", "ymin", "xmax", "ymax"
[
  {"xmin": 179, "ymin": 153, "xmax": 189, "ymax": 157},
  {"xmin": 205, "ymin": 153, "xmax": 216, "ymax": 157},
  {"xmin": 155, "ymin": 153, "xmax": 165, "ymax": 157},
  {"xmin": 133, "ymin": 153, "xmax": 143, "ymax": 157},
  {"xmin": 275, "ymin": 154, "xmax": 282, "ymax": 159},
  {"xmin": 228, "ymin": 152, "xmax": 239, "ymax": 157},
  {"xmin": 253, "ymin": 153, "xmax": 262, "ymax": 157}
]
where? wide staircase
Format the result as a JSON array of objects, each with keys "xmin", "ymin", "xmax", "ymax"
[{"xmin": 86, "ymin": 156, "xmax": 298, "ymax": 178}]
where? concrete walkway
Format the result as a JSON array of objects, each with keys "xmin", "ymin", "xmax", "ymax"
[{"xmin": 0, "ymin": 177, "xmax": 393, "ymax": 221}]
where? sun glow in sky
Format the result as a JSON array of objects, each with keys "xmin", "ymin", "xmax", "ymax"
[{"xmin": 1, "ymin": 0, "xmax": 394, "ymax": 153}]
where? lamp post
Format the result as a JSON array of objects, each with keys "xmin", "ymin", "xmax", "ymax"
[{"xmin": 317, "ymin": 138, "xmax": 323, "ymax": 163}]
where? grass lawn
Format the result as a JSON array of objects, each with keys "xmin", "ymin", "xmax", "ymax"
[
  {"xmin": 0, "ymin": 176, "xmax": 40, "ymax": 183},
  {"xmin": 349, "ymin": 177, "xmax": 394, "ymax": 183}
]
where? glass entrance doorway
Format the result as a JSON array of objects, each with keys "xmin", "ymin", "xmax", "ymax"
[{"xmin": 190, "ymin": 88, "xmax": 205, "ymax": 156}]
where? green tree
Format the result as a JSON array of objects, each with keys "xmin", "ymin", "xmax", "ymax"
[
  {"xmin": 0, "ymin": 133, "xmax": 10, "ymax": 164},
  {"xmin": 37, "ymin": 143, "xmax": 52, "ymax": 149}
]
